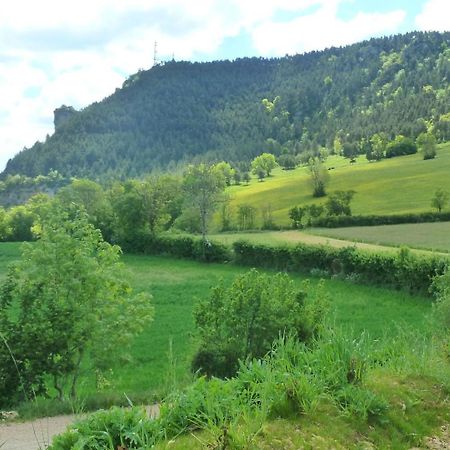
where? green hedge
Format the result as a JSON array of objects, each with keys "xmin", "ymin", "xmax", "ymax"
[
  {"xmin": 311, "ymin": 211, "xmax": 450, "ymax": 228},
  {"xmin": 129, "ymin": 234, "xmax": 448, "ymax": 295},
  {"xmin": 232, "ymin": 240, "xmax": 448, "ymax": 294},
  {"xmin": 130, "ymin": 233, "xmax": 232, "ymax": 262}
]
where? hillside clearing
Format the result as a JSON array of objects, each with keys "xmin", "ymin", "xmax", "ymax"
[{"xmin": 225, "ymin": 143, "xmax": 450, "ymax": 227}]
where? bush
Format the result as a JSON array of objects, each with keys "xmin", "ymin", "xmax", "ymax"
[
  {"xmin": 191, "ymin": 269, "xmax": 329, "ymax": 377},
  {"xmin": 121, "ymin": 232, "xmax": 231, "ymax": 262},
  {"xmin": 385, "ymin": 136, "xmax": 417, "ymax": 158},
  {"xmin": 325, "ymin": 190, "xmax": 356, "ymax": 216}
]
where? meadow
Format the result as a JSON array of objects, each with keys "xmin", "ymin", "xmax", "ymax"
[
  {"xmin": 209, "ymin": 229, "xmax": 448, "ymax": 255},
  {"xmin": 225, "ymin": 142, "xmax": 450, "ymax": 227},
  {"xmin": 310, "ymin": 221, "xmax": 450, "ymax": 253},
  {"xmin": 0, "ymin": 242, "xmax": 433, "ymax": 409}
]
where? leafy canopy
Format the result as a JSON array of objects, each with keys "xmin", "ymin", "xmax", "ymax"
[
  {"xmin": 0, "ymin": 203, "xmax": 153, "ymax": 405},
  {"xmin": 192, "ymin": 269, "xmax": 329, "ymax": 378}
]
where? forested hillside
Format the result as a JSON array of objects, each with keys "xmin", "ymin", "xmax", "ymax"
[{"xmin": 3, "ymin": 31, "xmax": 449, "ymax": 179}]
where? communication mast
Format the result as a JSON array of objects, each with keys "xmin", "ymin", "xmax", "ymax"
[{"xmin": 153, "ymin": 41, "xmax": 158, "ymax": 67}]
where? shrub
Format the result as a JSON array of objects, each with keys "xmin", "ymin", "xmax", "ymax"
[
  {"xmin": 122, "ymin": 233, "xmax": 231, "ymax": 262},
  {"xmin": 191, "ymin": 269, "xmax": 329, "ymax": 377},
  {"xmin": 385, "ymin": 136, "xmax": 417, "ymax": 158},
  {"xmin": 325, "ymin": 190, "xmax": 356, "ymax": 216}
]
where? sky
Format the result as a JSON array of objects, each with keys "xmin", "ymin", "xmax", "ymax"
[{"xmin": 0, "ymin": 0, "xmax": 449, "ymax": 172}]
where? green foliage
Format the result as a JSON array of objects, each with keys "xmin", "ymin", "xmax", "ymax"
[
  {"xmin": 183, "ymin": 164, "xmax": 226, "ymax": 242},
  {"xmin": 0, "ymin": 204, "xmax": 153, "ymax": 407},
  {"xmin": 385, "ymin": 135, "xmax": 417, "ymax": 158},
  {"xmin": 232, "ymin": 240, "xmax": 448, "ymax": 294},
  {"xmin": 49, "ymin": 406, "xmax": 161, "ymax": 449},
  {"xmin": 431, "ymin": 269, "xmax": 450, "ymax": 347},
  {"xmin": 261, "ymin": 203, "xmax": 276, "ymax": 230},
  {"xmin": 251, "ymin": 153, "xmax": 277, "ymax": 177},
  {"xmin": 325, "ymin": 190, "xmax": 356, "ymax": 216},
  {"xmin": 138, "ymin": 233, "xmax": 232, "ymax": 263},
  {"xmin": 57, "ymin": 179, "xmax": 113, "ymax": 240},
  {"xmin": 237, "ymin": 203, "xmax": 256, "ymax": 230},
  {"xmin": 308, "ymin": 157, "xmax": 330, "ymax": 197},
  {"xmin": 416, "ymin": 131, "xmax": 437, "ymax": 160},
  {"xmin": 289, "ymin": 206, "xmax": 305, "ymax": 229},
  {"xmin": 49, "ymin": 332, "xmax": 393, "ymax": 450},
  {"xmin": 278, "ymin": 153, "xmax": 297, "ymax": 170},
  {"xmin": 192, "ymin": 270, "xmax": 329, "ymax": 377},
  {"xmin": 431, "ymin": 188, "xmax": 449, "ymax": 213},
  {"xmin": 213, "ymin": 161, "xmax": 235, "ymax": 186},
  {"xmin": 342, "ymin": 142, "xmax": 359, "ymax": 161},
  {"xmin": 5, "ymin": 205, "xmax": 35, "ymax": 241},
  {"xmin": 368, "ymin": 132, "xmax": 388, "ymax": 161},
  {"xmin": 111, "ymin": 175, "xmax": 183, "ymax": 246},
  {"xmin": 312, "ymin": 211, "xmax": 450, "ymax": 227}
]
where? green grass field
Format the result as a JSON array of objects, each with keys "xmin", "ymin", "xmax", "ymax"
[
  {"xmin": 209, "ymin": 229, "xmax": 449, "ymax": 255},
  {"xmin": 224, "ymin": 142, "xmax": 450, "ymax": 227},
  {"xmin": 309, "ymin": 221, "xmax": 450, "ymax": 253},
  {"xmin": 0, "ymin": 242, "xmax": 433, "ymax": 407}
]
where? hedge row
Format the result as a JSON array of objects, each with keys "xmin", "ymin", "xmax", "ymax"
[
  {"xmin": 311, "ymin": 211, "xmax": 450, "ymax": 228},
  {"xmin": 123, "ymin": 232, "xmax": 232, "ymax": 263},
  {"xmin": 136, "ymin": 234, "xmax": 448, "ymax": 295},
  {"xmin": 232, "ymin": 241, "xmax": 448, "ymax": 295}
]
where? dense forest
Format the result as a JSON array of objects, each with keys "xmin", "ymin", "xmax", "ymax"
[{"xmin": 3, "ymin": 31, "xmax": 449, "ymax": 180}]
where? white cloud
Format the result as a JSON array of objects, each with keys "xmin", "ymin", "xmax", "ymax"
[
  {"xmin": 251, "ymin": 3, "xmax": 406, "ymax": 55},
  {"xmin": 415, "ymin": 0, "xmax": 450, "ymax": 32},
  {"xmin": 0, "ymin": 0, "xmax": 408, "ymax": 172}
]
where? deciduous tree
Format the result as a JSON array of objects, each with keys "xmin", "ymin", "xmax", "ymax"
[
  {"xmin": 431, "ymin": 188, "xmax": 449, "ymax": 213},
  {"xmin": 308, "ymin": 158, "xmax": 330, "ymax": 197},
  {"xmin": 0, "ymin": 204, "xmax": 153, "ymax": 405},
  {"xmin": 251, "ymin": 153, "xmax": 277, "ymax": 177},
  {"xmin": 183, "ymin": 164, "xmax": 226, "ymax": 243}
]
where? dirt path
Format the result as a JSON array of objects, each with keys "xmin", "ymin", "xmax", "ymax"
[
  {"xmin": 0, "ymin": 406, "xmax": 159, "ymax": 450},
  {"xmin": 0, "ymin": 414, "xmax": 79, "ymax": 450}
]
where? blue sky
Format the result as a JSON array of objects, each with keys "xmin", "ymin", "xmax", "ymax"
[{"xmin": 0, "ymin": 0, "xmax": 448, "ymax": 172}]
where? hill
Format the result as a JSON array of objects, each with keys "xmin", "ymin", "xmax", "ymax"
[
  {"xmin": 224, "ymin": 142, "xmax": 450, "ymax": 227},
  {"xmin": 3, "ymin": 31, "xmax": 450, "ymax": 180}
]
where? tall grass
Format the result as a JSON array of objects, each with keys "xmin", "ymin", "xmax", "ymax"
[{"xmin": 49, "ymin": 324, "xmax": 450, "ymax": 449}]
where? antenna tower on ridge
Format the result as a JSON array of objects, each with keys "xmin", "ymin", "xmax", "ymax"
[{"xmin": 153, "ymin": 41, "xmax": 158, "ymax": 66}]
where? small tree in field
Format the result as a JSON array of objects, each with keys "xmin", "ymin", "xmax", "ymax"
[
  {"xmin": 326, "ymin": 190, "xmax": 356, "ymax": 216},
  {"xmin": 0, "ymin": 204, "xmax": 153, "ymax": 405},
  {"xmin": 289, "ymin": 206, "xmax": 305, "ymax": 229},
  {"xmin": 237, "ymin": 204, "xmax": 256, "ymax": 230},
  {"xmin": 431, "ymin": 188, "xmax": 449, "ymax": 213},
  {"xmin": 416, "ymin": 132, "xmax": 437, "ymax": 160},
  {"xmin": 192, "ymin": 269, "xmax": 329, "ymax": 378},
  {"xmin": 183, "ymin": 164, "xmax": 226, "ymax": 243},
  {"xmin": 251, "ymin": 153, "xmax": 277, "ymax": 177},
  {"xmin": 308, "ymin": 157, "xmax": 330, "ymax": 197}
]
